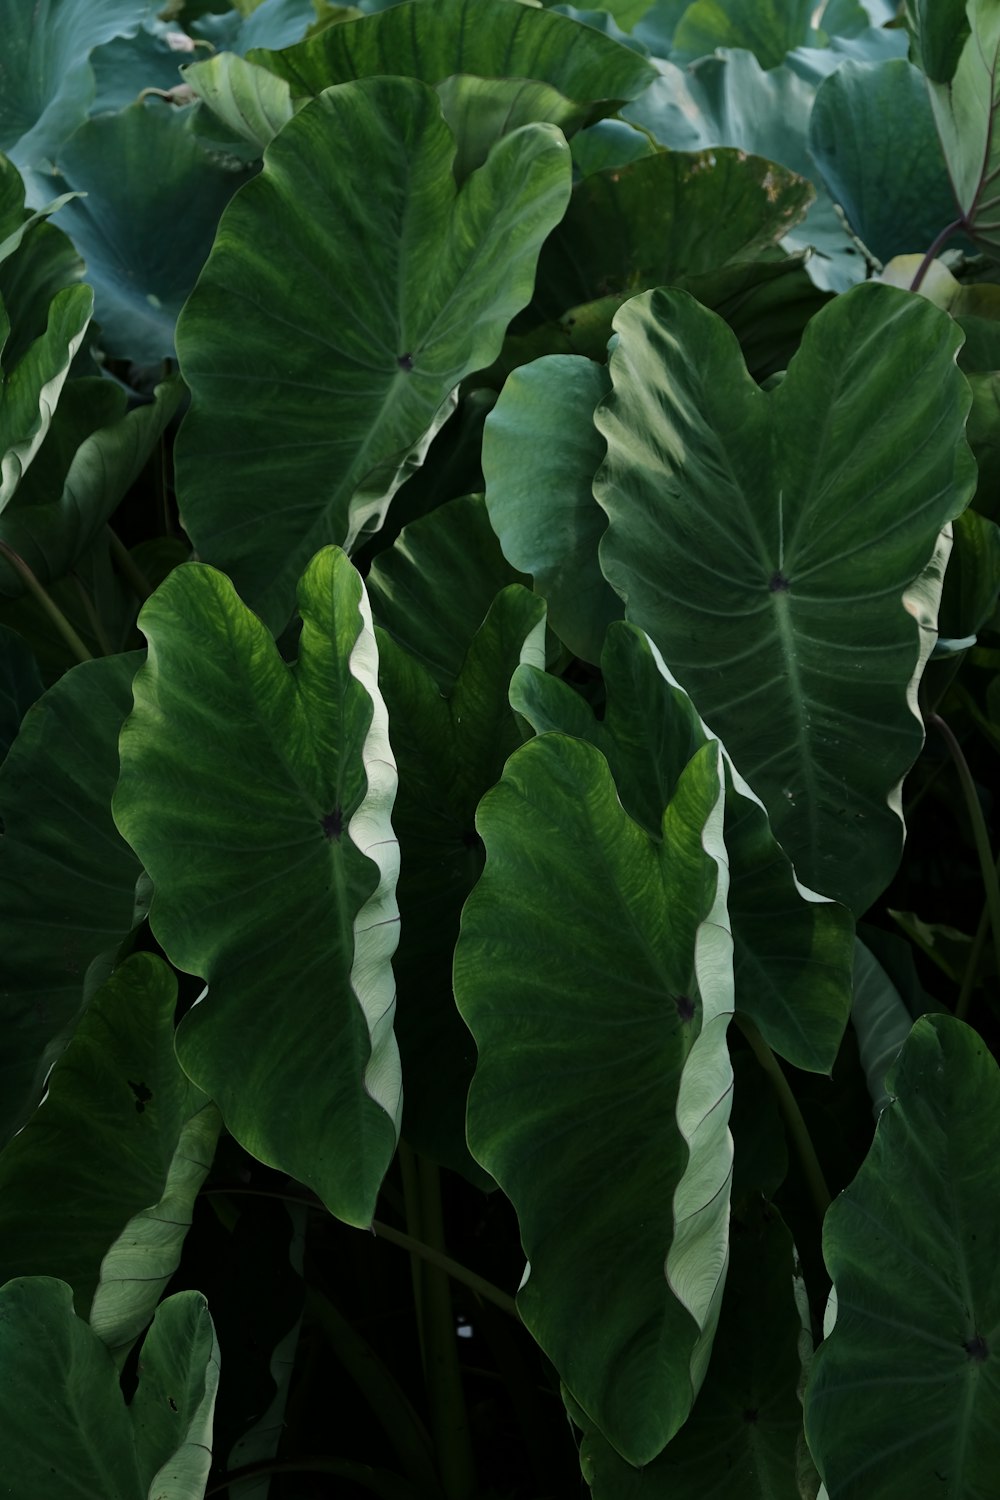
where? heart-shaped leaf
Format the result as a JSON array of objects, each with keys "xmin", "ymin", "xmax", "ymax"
[
  {"xmin": 805, "ymin": 1015, "xmax": 1000, "ymax": 1497},
  {"xmin": 174, "ymin": 75, "xmax": 571, "ymax": 631},
  {"xmin": 455, "ymin": 734, "xmax": 734, "ymax": 1464},
  {"xmin": 594, "ymin": 282, "xmax": 975, "ymax": 913},
  {"xmin": 114, "ymin": 548, "xmax": 401, "ymax": 1228},
  {"xmin": 0, "ymin": 1279, "xmax": 219, "ymax": 1500}
]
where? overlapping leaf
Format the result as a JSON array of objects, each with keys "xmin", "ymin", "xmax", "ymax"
[
  {"xmin": 808, "ymin": 60, "xmax": 961, "ymax": 264},
  {"xmin": 0, "ymin": 1280, "xmax": 219, "ymax": 1500},
  {"xmin": 594, "ymin": 282, "xmax": 975, "ymax": 913},
  {"xmin": 174, "ymin": 75, "xmax": 571, "ymax": 631},
  {"xmin": 377, "ymin": 582, "xmax": 546, "ymax": 1180},
  {"xmin": 0, "ymin": 954, "xmax": 219, "ymax": 1358},
  {"xmin": 510, "ymin": 622, "xmax": 853, "ymax": 1072},
  {"xmin": 0, "ymin": 0, "xmax": 154, "ymax": 169},
  {"xmin": 455, "ymin": 735, "xmax": 734, "ymax": 1463},
  {"xmin": 482, "ymin": 355, "xmax": 619, "ymax": 665},
  {"xmin": 909, "ymin": 0, "xmax": 1000, "ymax": 258},
  {"xmin": 0, "ymin": 374, "xmax": 184, "ymax": 597},
  {"xmin": 806, "ymin": 1016, "xmax": 1000, "ymax": 1497},
  {"xmin": 250, "ymin": 0, "xmax": 657, "ymax": 126},
  {"xmin": 576, "ymin": 1200, "xmax": 810, "ymax": 1498},
  {"xmin": 0, "ymin": 653, "xmax": 143, "ymax": 1146},
  {"xmin": 47, "ymin": 101, "xmax": 255, "ymax": 363},
  {"xmin": 114, "ymin": 548, "xmax": 401, "ymax": 1228}
]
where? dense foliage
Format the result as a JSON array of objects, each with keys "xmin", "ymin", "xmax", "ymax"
[{"xmin": 1, "ymin": 0, "xmax": 998, "ymax": 1496}]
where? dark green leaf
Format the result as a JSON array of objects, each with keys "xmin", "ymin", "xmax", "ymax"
[
  {"xmin": 511, "ymin": 622, "xmax": 853, "ymax": 1071},
  {"xmin": 0, "ymin": 653, "xmax": 143, "ymax": 1146},
  {"xmin": 0, "ymin": 1280, "xmax": 219, "ymax": 1499},
  {"xmin": 175, "ymin": 75, "xmax": 571, "ymax": 632},
  {"xmin": 594, "ymin": 283, "xmax": 975, "ymax": 912},
  {"xmin": 367, "ymin": 494, "xmax": 526, "ymax": 694},
  {"xmin": 455, "ymin": 734, "xmax": 733, "ymax": 1463},
  {"xmin": 806, "ymin": 1016, "xmax": 1000, "ymax": 1498},
  {"xmin": 48, "ymin": 101, "xmax": 255, "ymax": 363},
  {"xmin": 671, "ymin": 0, "xmax": 814, "ymax": 68},
  {"xmin": 114, "ymin": 549, "xmax": 401, "ymax": 1228},
  {"xmin": 0, "ymin": 623, "xmax": 42, "ymax": 758},
  {"xmin": 482, "ymin": 355, "xmax": 619, "ymax": 664}
]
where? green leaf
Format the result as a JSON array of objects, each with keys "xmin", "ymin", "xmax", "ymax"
[
  {"xmin": 0, "ymin": 954, "xmax": 218, "ymax": 1354},
  {"xmin": 192, "ymin": 0, "xmax": 316, "ymax": 53},
  {"xmin": 808, "ymin": 60, "xmax": 961, "ymax": 265},
  {"xmin": 183, "ymin": 52, "xmax": 296, "ymax": 149},
  {"xmin": 850, "ymin": 938, "xmax": 913, "ymax": 1116},
  {"xmin": 624, "ymin": 50, "xmax": 865, "ymax": 292},
  {"xmin": 175, "ymin": 76, "xmax": 571, "ymax": 632},
  {"xmin": 530, "ymin": 149, "xmax": 814, "ymax": 320},
  {"xmin": 0, "ymin": 0, "xmax": 154, "ymax": 169},
  {"xmin": 454, "ymin": 734, "xmax": 734, "ymax": 1463},
  {"xmin": 0, "ymin": 653, "xmax": 143, "ymax": 1146},
  {"xmin": 510, "ymin": 622, "xmax": 853, "ymax": 1072},
  {"xmin": 46, "ymin": 101, "xmax": 255, "ymax": 363},
  {"xmin": 502, "ymin": 147, "xmax": 816, "ymax": 371},
  {"xmin": 0, "ymin": 1280, "xmax": 219, "ymax": 1500},
  {"xmin": 250, "ymin": 0, "xmax": 656, "ymax": 120},
  {"xmin": 378, "ymin": 583, "xmax": 546, "ymax": 1181},
  {"xmin": 909, "ymin": 0, "xmax": 1000, "ymax": 256},
  {"xmin": 594, "ymin": 283, "xmax": 976, "ymax": 913},
  {"xmin": 805, "ymin": 1015, "xmax": 1000, "ymax": 1498},
  {"xmin": 0, "ymin": 200, "xmax": 86, "ymax": 376},
  {"xmin": 576, "ymin": 1200, "xmax": 809, "ymax": 1499},
  {"xmin": 671, "ymin": 0, "xmax": 813, "ymax": 68},
  {"xmin": 366, "ymin": 494, "xmax": 526, "ymax": 694},
  {"xmin": 0, "ymin": 375, "xmax": 184, "ymax": 596},
  {"xmin": 0, "ymin": 622, "xmax": 42, "ymax": 758},
  {"xmin": 1, "ymin": 283, "xmax": 93, "ymax": 510},
  {"xmin": 482, "ymin": 355, "xmax": 620, "ymax": 664},
  {"xmin": 937, "ymin": 506, "xmax": 1000, "ymax": 640},
  {"xmin": 114, "ymin": 548, "xmax": 401, "ymax": 1228}
]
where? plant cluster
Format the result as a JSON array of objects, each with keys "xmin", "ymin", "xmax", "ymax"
[{"xmin": 0, "ymin": 0, "xmax": 998, "ymax": 1496}]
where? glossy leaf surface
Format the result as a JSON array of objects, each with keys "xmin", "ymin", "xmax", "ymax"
[
  {"xmin": 595, "ymin": 283, "xmax": 975, "ymax": 912},
  {"xmin": 114, "ymin": 548, "xmax": 400, "ymax": 1227},
  {"xmin": 0, "ymin": 954, "xmax": 218, "ymax": 1355},
  {"xmin": 806, "ymin": 1016, "xmax": 1000, "ymax": 1497},
  {"xmin": 455, "ymin": 734, "xmax": 734, "ymax": 1463},
  {"xmin": 175, "ymin": 76, "xmax": 571, "ymax": 631}
]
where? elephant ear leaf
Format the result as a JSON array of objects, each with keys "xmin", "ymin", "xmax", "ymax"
[
  {"xmin": 455, "ymin": 735, "xmax": 734, "ymax": 1465},
  {"xmin": 114, "ymin": 547, "xmax": 400, "ymax": 1229},
  {"xmin": 175, "ymin": 74, "xmax": 571, "ymax": 632},
  {"xmin": 909, "ymin": 0, "xmax": 1000, "ymax": 257},
  {"xmin": 806, "ymin": 1015, "xmax": 1000, "ymax": 1498},
  {"xmin": 595, "ymin": 282, "xmax": 975, "ymax": 914}
]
